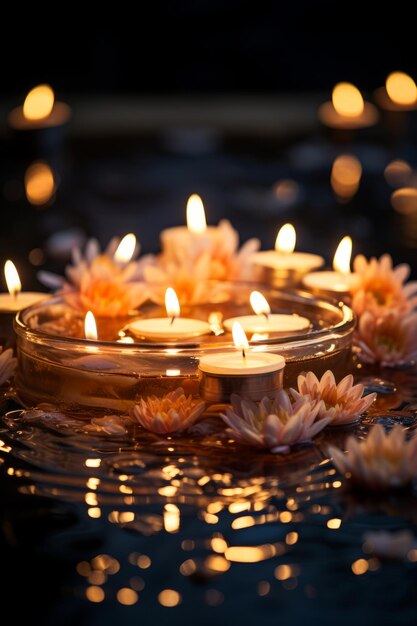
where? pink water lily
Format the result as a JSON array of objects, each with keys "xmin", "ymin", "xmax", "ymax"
[
  {"xmin": 329, "ymin": 424, "xmax": 417, "ymax": 489},
  {"xmin": 356, "ymin": 310, "xmax": 417, "ymax": 367},
  {"xmin": 291, "ymin": 370, "xmax": 376, "ymax": 425},
  {"xmin": 220, "ymin": 390, "xmax": 330, "ymax": 453},
  {"xmin": 132, "ymin": 387, "xmax": 206, "ymax": 434},
  {"xmin": 0, "ymin": 348, "xmax": 16, "ymax": 386}
]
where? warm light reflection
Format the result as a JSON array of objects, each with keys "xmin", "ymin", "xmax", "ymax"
[
  {"xmin": 384, "ymin": 160, "xmax": 412, "ymax": 187},
  {"xmin": 211, "ymin": 537, "xmax": 228, "ymax": 553},
  {"xmin": 330, "ymin": 155, "xmax": 362, "ymax": 201},
  {"xmin": 333, "ymin": 236, "xmax": 352, "ymax": 274},
  {"xmin": 85, "ymin": 458, "xmax": 101, "ymax": 468},
  {"xmin": 391, "ymin": 188, "xmax": 417, "ymax": 215},
  {"xmin": 23, "ymin": 84, "xmax": 54, "ymax": 120},
  {"xmin": 114, "ymin": 233, "xmax": 136, "ymax": 263},
  {"xmin": 386, "ymin": 71, "xmax": 417, "ymax": 105},
  {"xmin": 84, "ymin": 311, "xmax": 98, "ymax": 340},
  {"xmin": 232, "ymin": 321, "xmax": 249, "ymax": 354},
  {"xmin": 88, "ymin": 507, "xmax": 101, "ymax": 518},
  {"xmin": 165, "ymin": 287, "xmax": 180, "ymax": 320},
  {"xmin": 250, "ymin": 291, "xmax": 271, "ymax": 316},
  {"xmin": 351, "ymin": 558, "xmax": 369, "ymax": 575},
  {"xmin": 166, "ymin": 369, "xmax": 181, "ymax": 376},
  {"xmin": 164, "ymin": 504, "xmax": 180, "ymax": 533},
  {"xmin": 158, "ymin": 589, "xmax": 181, "ymax": 607},
  {"xmin": 117, "ymin": 588, "xmax": 138, "ymax": 606},
  {"xmin": 4, "ymin": 260, "xmax": 21, "ymax": 296},
  {"xmin": 186, "ymin": 194, "xmax": 207, "ymax": 233},
  {"xmin": 86, "ymin": 586, "xmax": 105, "ymax": 603},
  {"xmin": 205, "ymin": 555, "xmax": 230, "ymax": 572},
  {"xmin": 25, "ymin": 161, "xmax": 55, "ymax": 205},
  {"xmin": 327, "ymin": 518, "xmax": 342, "ymax": 529},
  {"xmin": 332, "ymin": 82, "xmax": 364, "ymax": 117},
  {"xmin": 275, "ymin": 223, "xmax": 296, "ymax": 253},
  {"xmin": 225, "ymin": 544, "xmax": 278, "ymax": 563}
]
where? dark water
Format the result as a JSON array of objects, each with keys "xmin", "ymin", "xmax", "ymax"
[{"xmin": 1, "ymin": 365, "xmax": 417, "ymax": 626}]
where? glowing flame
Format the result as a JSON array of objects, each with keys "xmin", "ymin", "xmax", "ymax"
[
  {"xmin": 332, "ymin": 82, "xmax": 364, "ymax": 117},
  {"xmin": 275, "ymin": 223, "xmax": 296, "ymax": 253},
  {"xmin": 4, "ymin": 260, "xmax": 21, "ymax": 296},
  {"xmin": 250, "ymin": 291, "xmax": 271, "ymax": 316},
  {"xmin": 165, "ymin": 287, "xmax": 180, "ymax": 320},
  {"xmin": 232, "ymin": 321, "xmax": 249, "ymax": 354},
  {"xmin": 386, "ymin": 71, "xmax": 417, "ymax": 106},
  {"xmin": 25, "ymin": 161, "xmax": 55, "ymax": 205},
  {"xmin": 114, "ymin": 233, "xmax": 136, "ymax": 263},
  {"xmin": 330, "ymin": 155, "xmax": 362, "ymax": 200},
  {"xmin": 164, "ymin": 504, "xmax": 180, "ymax": 533},
  {"xmin": 84, "ymin": 311, "xmax": 98, "ymax": 340},
  {"xmin": 23, "ymin": 84, "xmax": 54, "ymax": 121},
  {"xmin": 333, "ymin": 236, "xmax": 352, "ymax": 274},
  {"xmin": 186, "ymin": 194, "xmax": 207, "ymax": 234}
]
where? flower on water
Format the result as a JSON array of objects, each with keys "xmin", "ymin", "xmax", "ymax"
[
  {"xmin": 328, "ymin": 424, "xmax": 417, "ymax": 489},
  {"xmin": 132, "ymin": 387, "xmax": 206, "ymax": 434},
  {"xmin": 38, "ymin": 237, "xmax": 153, "ymax": 317},
  {"xmin": 91, "ymin": 415, "xmax": 128, "ymax": 436},
  {"xmin": 220, "ymin": 390, "xmax": 330, "ymax": 453},
  {"xmin": 0, "ymin": 348, "xmax": 17, "ymax": 386},
  {"xmin": 351, "ymin": 253, "xmax": 417, "ymax": 317},
  {"xmin": 355, "ymin": 310, "xmax": 417, "ymax": 367},
  {"xmin": 291, "ymin": 370, "xmax": 376, "ymax": 426},
  {"xmin": 145, "ymin": 220, "xmax": 260, "ymax": 304}
]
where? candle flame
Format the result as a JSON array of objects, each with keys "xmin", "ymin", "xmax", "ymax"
[
  {"xmin": 386, "ymin": 71, "xmax": 417, "ymax": 106},
  {"xmin": 332, "ymin": 82, "xmax": 364, "ymax": 117},
  {"xmin": 23, "ymin": 84, "xmax": 55, "ymax": 121},
  {"xmin": 330, "ymin": 155, "xmax": 362, "ymax": 201},
  {"xmin": 114, "ymin": 233, "xmax": 136, "ymax": 263},
  {"xmin": 186, "ymin": 194, "xmax": 207, "ymax": 234},
  {"xmin": 25, "ymin": 161, "xmax": 55, "ymax": 205},
  {"xmin": 165, "ymin": 287, "xmax": 180, "ymax": 320},
  {"xmin": 4, "ymin": 260, "xmax": 21, "ymax": 297},
  {"xmin": 232, "ymin": 321, "xmax": 249, "ymax": 357},
  {"xmin": 275, "ymin": 223, "xmax": 296, "ymax": 254},
  {"xmin": 250, "ymin": 291, "xmax": 271, "ymax": 316},
  {"xmin": 333, "ymin": 236, "xmax": 352, "ymax": 275},
  {"xmin": 84, "ymin": 310, "xmax": 98, "ymax": 340}
]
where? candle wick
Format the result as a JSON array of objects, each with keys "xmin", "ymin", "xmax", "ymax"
[
  {"xmin": 170, "ymin": 316, "xmax": 176, "ymax": 326},
  {"xmin": 263, "ymin": 312, "xmax": 269, "ymax": 321},
  {"xmin": 13, "ymin": 290, "xmax": 18, "ymax": 301},
  {"xmin": 242, "ymin": 348, "xmax": 246, "ymax": 359}
]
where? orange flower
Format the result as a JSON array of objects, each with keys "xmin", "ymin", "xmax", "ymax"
[
  {"xmin": 132, "ymin": 388, "xmax": 206, "ymax": 434},
  {"xmin": 351, "ymin": 253, "xmax": 417, "ymax": 317},
  {"xmin": 355, "ymin": 310, "xmax": 417, "ymax": 367}
]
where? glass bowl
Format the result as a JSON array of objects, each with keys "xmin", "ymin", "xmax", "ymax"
[{"xmin": 14, "ymin": 283, "xmax": 355, "ymax": 413}]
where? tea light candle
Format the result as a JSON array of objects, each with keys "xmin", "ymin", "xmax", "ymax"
[
  {"xmin": 223, "ymin": 290, "xmax": 311, "ymax": 335},
  {"xmin": 303, "ymin": 236, "xmax": 359, "ymax": 296},
  {"xmin": 318, "ymin": 82, "xmax": 379, "ymax": 129},
  {"xmin": 374, "ymin": 71, "xmax": 417, "ymax": 112},
  {"xmin": 0, "ymin": 260, "xmax": 49, "ymax": 346},
  {"xmin": 160, "ymin": 194, "xmax": 220, "ymax": 258},
  {"xmin": 251, "ymin": 224, "xmax": 324, "ymax": 286},
  {"xmin": 198, "ymin": 321, "xmax": 285, "ymax": 402},
  {"xmin": 8, "ymin": 84, "xmax": 71, "ymax": 131},
  {"xmin": 129, "ymin": 287, "xmax": 211, "ymax": 341}
]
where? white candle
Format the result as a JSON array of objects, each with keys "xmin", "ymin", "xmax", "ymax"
[
  {"xmin": 0, "ymin": 260, "xmax": 49, "ymax": 312},
  {"xmin": 128, "ymin": 287, "xmax": 211, "ymax": 341},
  {"xmin": 303, "ymin": 236, "xmax": 359, "ymax": 295},
  {"xmin": 318, "ymin": 82, "xmax": 379, "ymax": 129},
  {"xmin": 251, "ymin": 224, "xmax": 324, "ymax": 274},
  {"xmin": 223, "ymin": 290, "xmax": 310, "ymax": 335},
  {"xmin": 8, "ymin": 84, "xmax": 71, "ymax": 130}
]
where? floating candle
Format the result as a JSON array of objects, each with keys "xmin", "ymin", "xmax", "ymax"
[
  {"xmin": 303, "ymin": 236, "xmax": 359, "ymax": 295},
  {"xmin": 251, "ymin": 224, "xmax": 324, "ymax": 284},
  {"xmin": 129, "ymin": 287, "xmax": 211, "ymax": 341},
  {"xmin": 0, "ymin": 260, "xmax": 48, "ymax": 312},
  {"xmin": 318, "ymin": 82, "xmax": 378, "ymax": 129},
  {"xmin": 8, "ymin": 84, "xmax": 71, "ymax": 130},
  {"xmin": 198, "ymin": 321, "xmax": 285, "ymax": 402},
  {"xmin": 223, "ymin": 290, "xmax": 310, "ymax": 335}
]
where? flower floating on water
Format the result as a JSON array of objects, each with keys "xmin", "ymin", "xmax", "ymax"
[
  {"xmin": 0, "ymin": 348, "xmax": 17, "ymax": 386},
  {"xmin": 351, "ymin": 254, "xmax": 417, "ymax": 317},
  {"xmin": 328, "ymin": 424, "xmax": 417, "ymax": 489},
  {"xmin": 39, "ymin": 236, "xmax": 153, "ymax": 317},
  {"xmin": 91, "ymin": 415, "xmax": 129, "ymax": 436},
  {"xmin": 291, "ymin": 370, "xmax": 376, "ymax": 426},
  {"xmin": 145, "ymin": 220, "xmax": 260, "ymax": 304},
  {"xmin": 355, "ymin": 310, "xmax": 417, "ymax": 367},
  {"xmin": 132, "ymin": 387, "xmax": 206, "ymax": 434},
  {"xmin": 220, "ymin": 391, "xmax": 329, "ymax": 453}
]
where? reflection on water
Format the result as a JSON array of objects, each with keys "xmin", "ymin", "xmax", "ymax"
[{"xmin": 1, "ymin": 365, "xmax": 417, "ymax": 620}]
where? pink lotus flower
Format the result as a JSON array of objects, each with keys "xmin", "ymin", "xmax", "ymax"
[
  {"xmin": 355, "ymin": 310, "xmax": 417, "ymax": 367},
  {"xmin": 0, "ymin": 348, "xmax": 16, "ymax": 386},
  {"xmin": 39, "ymin": 237, "xmax": 153, "ymax": 317},
  {"xmin": 291, "ymin": 370, "xmax": 376, "ymax": 425},
  {"xmin": 132, "ymin": 387, "xmax": 206, "ymax": 434},
  {"xmin": 328, "ymin": 424, "xmax": 417, "ymax": 489},
  {"xmin": 145, "ymin": 220, "xmax": 260, "ymax": 305},
  {"xmin": 220, "ymin": 390, "xmax": 330, "ymax": 453},
  {"xmin": 351, "ymin": 254, "xmax": 417, "ymax": 317}
]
